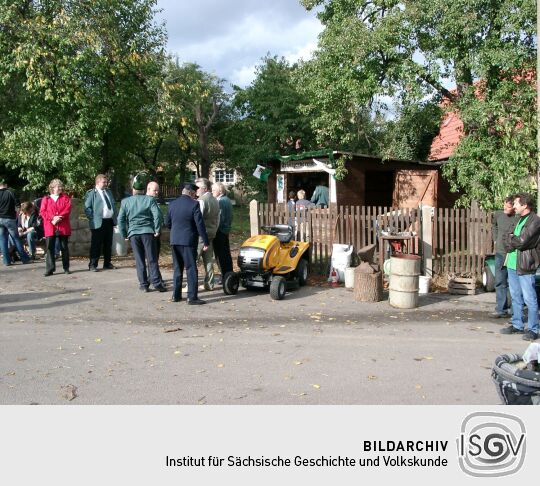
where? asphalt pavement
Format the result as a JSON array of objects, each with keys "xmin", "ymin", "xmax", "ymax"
[{"xmin": 0, "ymin": 258, "xmax": 523, "ymax": 405}]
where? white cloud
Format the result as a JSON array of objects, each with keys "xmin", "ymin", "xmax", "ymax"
[{"xmin": 156, "ymin": 0, "xmax": 323, "ymax": 87}]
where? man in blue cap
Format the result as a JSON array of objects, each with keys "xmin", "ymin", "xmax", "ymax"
[{"xmin": 166, "ymin": 182, "xmax": 209, "ymax": 304}]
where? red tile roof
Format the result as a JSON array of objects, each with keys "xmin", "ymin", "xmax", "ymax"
[{"xmin": 428, "ymin": 110, "xmax": 463, "ymax": 161}]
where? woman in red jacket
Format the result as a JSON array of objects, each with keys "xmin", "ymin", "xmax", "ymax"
[{"xmin": 39, "ymin": 179, "xmax": 72, "ymax": 276}]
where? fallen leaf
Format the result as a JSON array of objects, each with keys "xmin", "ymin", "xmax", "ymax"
[
  {"xmin": 294, "ymin": 361, "xmax": 303, "ymax": 366},
  {"xmin": 60, "ymin": 384, "xmax": 78, "ymax": 401},
  {"xmin": 217, "ymin": 363, "xmax": 224, "ymax": 368},
  {"xmin": 95, "ymin": 338, "xmax": 102, "ymax": 343},
  {"xmin": 312, "ymin": 384, "xmax": 321, "ymax": 389},
  {"xmin": 174, "ymin": 350, "xmax": 181, "ymax": 355},
  {"xmin": 368, "ymin": 375, "xmax": 377, "ymax": 380},
  {"xmin": 415, "ymin": 384, "xmax": 423, "ymax": 389},
  {"xmin": 164, "ymin": 327, "xmax": 183, "ymax": 333}
]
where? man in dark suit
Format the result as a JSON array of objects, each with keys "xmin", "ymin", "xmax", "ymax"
[
  {"xmin": 166, "ymin": 182, "xmax": 210, "ymax": 305},
  {"xmin": 84, "ymin": 174, "xmax": 118, "ymax": 271}
]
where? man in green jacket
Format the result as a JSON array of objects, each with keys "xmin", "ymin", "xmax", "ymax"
[
  {"xmin": 118, "ymin": 176, "xmax": 166, "ymax": 293},
  {"xmin": 84, "ymin": 174, "xmax": 118, "ymax": 271},
  {"xmin": 310, "ymin": 179, "xmax": 329, "ymax": 208}
]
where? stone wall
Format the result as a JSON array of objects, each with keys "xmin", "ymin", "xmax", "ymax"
[
  {"xmin": 68, "ymin": 198, "xmax": 92, "ymax": 257},
  {"xmin": 67, "ymin": 198, "xmax": 132, "ymax": 257}
]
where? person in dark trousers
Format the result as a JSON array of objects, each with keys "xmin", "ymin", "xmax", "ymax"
[
  {"xmin": 146, "ymin": 181, "xmax": 164, "ymax": 285},
  {"xmin": 211, "ymin": 182, "xmax": 233, "ymax": 277},
  {"xmin": 195, "ymin": 177, "xmax": 219, "ymax": 291},
  {"xmin": 85, "ymin": 174, "xmax": 118, "ymax": 271},
  {"xmin": 166, "ymin": 182, "xmax": 209, "ymax": 305},
  {"xmin": 500, "ymin": 192, "xmax": 540, "ymax": 341},
  {"xmin": 118, "ymin": 177, "xmax": 165, "ymax": 292},
  {"xmin": 39, "ymin": 179, "xmax": 72, "ymax": 276},
  {"xmin": 0, "ymin": 178, "xmax": 30, "ymax": 266},
  {"xmin": 490, "ymin": 195, "xmax": 517, "ymax": 318}
]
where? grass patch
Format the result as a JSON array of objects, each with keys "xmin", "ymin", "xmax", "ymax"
[{"xmin": 230, "ymin": 205, "xmax": 251, "ymax": 249}]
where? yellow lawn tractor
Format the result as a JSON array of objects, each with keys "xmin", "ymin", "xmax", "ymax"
[{"xmin": 223, "ymin": 224, "xmax": 310, "ymax": 300}]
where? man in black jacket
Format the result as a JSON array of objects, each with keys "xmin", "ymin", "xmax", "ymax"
[
  {"xmin": 501, "ymin": 192, "xmax": 540, "ymax": 341},
  {"xmin": 166, "ymin": 183, "xmax": 209, "ymax": 305},
  {"xmin": 0, "ymin": 179, "xmax": 30, "ymax": 266}
]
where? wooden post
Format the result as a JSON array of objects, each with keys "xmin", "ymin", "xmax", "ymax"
[
  {"xmin": 421, "ymin": 205, "xmax": 433, "ymax": 278},
  {"xmin": 249, "ymin": 199, "xmax": 259, "ymax": 236}
]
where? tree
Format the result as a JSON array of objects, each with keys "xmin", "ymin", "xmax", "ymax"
[
  {"xmin": 299, "ymin": 0, "xmax": 537, "ymax": 207},
  {"xmin": 222, "ymin": 55, "xmax": 317, "ymax": 194},
  {"xmin": 0, "ymin": 0, "xmax": 166, "ymax": 194},
  {"xmin": 165, "ymin": 61, "xmax": 228, "ymax": 179}
]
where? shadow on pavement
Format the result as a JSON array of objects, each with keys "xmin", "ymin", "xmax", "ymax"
[{"xmin": 1, "ymin": 297, "xmax": 91, "ymax": 313}]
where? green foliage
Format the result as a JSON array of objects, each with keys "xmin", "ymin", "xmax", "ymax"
[
  {"xmin": 299, "ymin": 0, "xmax": 537, "ymax": 208},
  {"xmin": 142, "ymin": 59, "xmax": 229, "ymax": 186},
  {"xmin": 0, "ymin": 0, "xmax": 166, "ymax": 194},
  {"xmin": 443, "ymin": 78, "xmax": 537, "ymax": 209},
  {"xmin": 380, "ymin": 103, "xmax": 443, "ymax": 161},
  {"xmin": 222, "ymin": 55, "xmax": 317, "ymax": 195},
  {"xmin": 334, "ymin": 155, "xmax": 349, "ymax": 181}
]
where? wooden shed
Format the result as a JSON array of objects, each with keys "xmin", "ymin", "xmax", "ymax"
[{"xmin": 265, "ymin": 149, "xmax": 458, "ymax": 208}]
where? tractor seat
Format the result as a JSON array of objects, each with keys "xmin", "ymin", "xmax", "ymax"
[{"xmin": 268, "ymin": 224, "xmax": 293, "ymax": 243}]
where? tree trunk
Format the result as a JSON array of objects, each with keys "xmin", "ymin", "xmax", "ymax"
[
  {"xmin": 199, "ymin": 127, "xmax": 211, "ymax": 178},
  {"xmin": 354, "ymin": 268, "xmax": 383, "ymax": 302}
]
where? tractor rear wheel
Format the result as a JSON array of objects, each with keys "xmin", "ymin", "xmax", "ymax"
[{"xmin": 297, "ymin": 259, "xmax": 308, "ymax": 286}]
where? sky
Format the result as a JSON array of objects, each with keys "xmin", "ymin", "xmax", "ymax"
[{"xmin": 155, "ymin": 0, "xmax": 323, "ymax": 88}]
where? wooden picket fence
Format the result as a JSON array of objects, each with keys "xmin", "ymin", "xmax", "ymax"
[
  {"xmin": 433, "ymin": 205, "xmax": 494, "ymax": 277},
  {"xmin": 253, "ymin": 202, "xmax": 495, "ymax": 278},
  {"xmin": 256, "ymin": 203, "xmax": 420, "ymax": 274}
]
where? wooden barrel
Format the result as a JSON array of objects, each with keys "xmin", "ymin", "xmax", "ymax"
[{"xmin": 389, "ymin": 254, "xmax": 421, "ymax": 308}]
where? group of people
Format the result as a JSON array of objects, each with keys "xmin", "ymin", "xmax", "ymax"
[
  {"xmin": 492, "ymin": 192, "xmax": 540, "ymax": 341},
  {"xmin": 0, "ymin": 174, "xmax": 234, "ymax": 306},
  {"xmin": 98, "ymin": 174, "xmax": 234, "ymax": 305},
  {"xmin": 165, "ymin": 179, "xmax": 233, "ymax": 304},
  {"xmin": 287, "ymin": 181, "xmax": 330, "ymax": 212},
  {"xmin": 1, "ymin": 177, "xmax": 70, "ymax": 273}
]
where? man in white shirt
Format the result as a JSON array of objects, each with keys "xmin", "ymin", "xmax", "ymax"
[{"xmin": 84, "ymin": 174, "xmax": 118, "ymax": 271}]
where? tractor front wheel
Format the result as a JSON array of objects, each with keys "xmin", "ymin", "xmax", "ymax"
[
  {"xmin": 223, "ymin": 272, "xmax": 239, "ymax": 295},
  {"xmin": 270, "ymin": 276, "xmax": 286, "ymax": 300}
]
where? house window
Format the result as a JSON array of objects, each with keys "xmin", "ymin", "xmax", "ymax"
[{"xmin": 214, "ymin": 169, "xmax": 235, "ymax": 184}]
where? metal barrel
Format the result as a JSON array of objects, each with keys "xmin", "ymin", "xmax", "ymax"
[{"xmin": 389, "ymin": 254, "xmax": 421, "ymax": 309}]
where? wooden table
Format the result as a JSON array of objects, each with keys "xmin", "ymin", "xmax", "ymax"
[{"xmin": 378, "ymin": 235, "xmax": 415, "ymax": 272}]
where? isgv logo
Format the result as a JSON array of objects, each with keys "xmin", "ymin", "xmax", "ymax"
[{"xmin": 457, "ymin": 412, "xmax": 526, "ymax": 477}]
